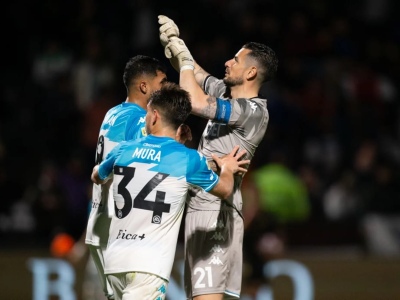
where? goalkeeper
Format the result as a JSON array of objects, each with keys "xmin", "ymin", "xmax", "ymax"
[{"xmin": 158, "ymin": 15, "xmax": 279, "ymax": 300}]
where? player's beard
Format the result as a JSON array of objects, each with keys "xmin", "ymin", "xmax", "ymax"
[{"xmin": 223, "ymin": 75, "xmax": 244, "ymax": 87}]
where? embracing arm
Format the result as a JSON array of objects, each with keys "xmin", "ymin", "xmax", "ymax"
[
  {"xmin": 91, "ymin": 143, "xmax": 122, "ymax": 184},
  {"xmin": 91, "ymin": 165, "xmax": 107, "ymax": 184},
  {"xmin": 207, "ymin": 146, "xmax": 249, "ymax": 199}
]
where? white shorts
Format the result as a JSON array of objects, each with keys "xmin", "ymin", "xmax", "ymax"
[
  {"xmin": 107, "ymin": 272, "xmax": 168, "ymax": 300},
  {"xmin": 88, "ymin": 244, "xmax": 114, "ymax": 299}
]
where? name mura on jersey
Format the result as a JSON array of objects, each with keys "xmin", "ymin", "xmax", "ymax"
[{"xmin": 131, "ymin": 145, "xmax": 161, "ymax": 162}]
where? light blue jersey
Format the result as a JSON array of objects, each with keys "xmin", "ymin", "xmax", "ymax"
[
  {"xmin": 98, "ymin": 135, "xmax": 219, "ymax": 280},
  {"xmin": 95, "ymin": 103, "xmax": 147, "ymax": 165},
  {"xmin": 86, "ymin": 102, "xmax": 147, "ymax": 247}
]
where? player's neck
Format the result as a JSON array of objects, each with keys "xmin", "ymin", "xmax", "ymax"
[
  {"xmin": 125, "ymin": 96, "xmax": 147, "ymax": 110},
  {"xmin": 230, "ymin": 85, "xmax": 258, "ymax": 99},
  {"xmin": 149, "ymin": 126, "xmax": 176, "ymax": 140}
]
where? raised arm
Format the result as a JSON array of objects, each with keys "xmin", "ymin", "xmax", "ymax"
[
  {"xmin": 158, "ymin": 16, "xmax": 216, "ymax": 119},
  {"xmin": 180, "ymin": 68, "xmax": 217, "ymax": 120},
  {"xmin": 161, "ymin": 36, "xmax": 218, "ymax": 119},
  {"xmin": 193, "ymin": 62, "xmax": 210, "ymax": 89}
]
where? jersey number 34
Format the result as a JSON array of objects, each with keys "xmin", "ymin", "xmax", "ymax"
[{"xmin": 113, "ymin": 165, "xmax": 171, "ymax": 224}]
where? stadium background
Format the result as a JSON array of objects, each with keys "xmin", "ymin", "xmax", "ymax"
[{"xmin": 1, "ymin": 0, "xmax": 400, "ymax": 299}]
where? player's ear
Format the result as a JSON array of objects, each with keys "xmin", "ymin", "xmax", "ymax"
[
  {"xmin": 140, "ymin": 81, "xmax": 147, "ymax": 94},
  {"xmin": 152, "ymin": 109, "xmax": 159, "ymax": 125},
  {"xmin": 246, "ymin": 66, "xmax": 257, "ymax": 80}
]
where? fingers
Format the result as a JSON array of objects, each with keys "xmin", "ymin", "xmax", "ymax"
[
  {"xmin": 210, "ymin": 154, "xmax": 223, "ymax": 168},
  {"xmin": 210, "ymin": 152, "xmax": 249, "ymax": 175},
  {"xmin": 228, "ymin": 145, "xmax": 240, "ymax": 157},
  {"xmin": 238, "ymin": 159, "xmax": 251, "ymax": 166},
  {"xmin": 235, "ymin": 149, "xmax": 247, "ymax": 160},
  {"xmin": 159, "ymin": 15, "xmax": 178, "ymax": 60},
  {"xmin": 210, "ymin": 153, "xmax": 220, "ymax": 162},
  {"xmin": 227, "ymin": 145, "xmax": 247, "ymax": 159},
  {"xmin": 160, "ymin": 32, "xmax": 172, "ymax": 58},
  {"xmin": 160, "ymin": 32, "xmax": 169, "ymax": 45},
  {"xmin": 214, "ymin": 146, "xmax": 248, "ymax": 161},
  {"xmin": 237, "ymin": 166, "xmax": 248, "ymax": 174},
  {"xmin": 160, "ymin": 24, "xmax": 179, "ymax": 37},
  {"xmin": 158, "ymin": 15, "xmax": 179, "ymax": 38},
  {"xmin": 164, "ymin": 47, "xmax": 172, "ymax": 59},
  {"xmin": 158, "ymin": 15, "xmax": 171, "ymax": 25}
]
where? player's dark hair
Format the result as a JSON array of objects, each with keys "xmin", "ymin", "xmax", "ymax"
[
  {"xmin": 149, "ymin": 82, "xmax": 192, "ymax": 129},
  {"xmin": 123, "ymin": 55, "xmax": 167, "ymax": 90},
  {"xmin": 243, "ymin": 42, "xmax": 278, "ymax": 83}
]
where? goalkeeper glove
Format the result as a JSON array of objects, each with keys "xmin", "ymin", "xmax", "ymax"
[
  {"xmin": 166, "ymin": 37, "xmax": 194, "ymax": 71},
  {"xmin": 158, "ymin": 15, "xmax": 179, "ymax": 38},
  {"xmin": 158, "ymin": 15, "xmax": 180, "ymax": 59}
]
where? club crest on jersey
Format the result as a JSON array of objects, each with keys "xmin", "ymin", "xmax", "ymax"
[{"xmin": 153, "ymin": 215, "xmax": 161, "ymax": 224}]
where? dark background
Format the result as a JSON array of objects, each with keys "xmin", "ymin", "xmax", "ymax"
[{"xmin": 1, "ymin": 0, "xmax": 400, "ymax": 299}]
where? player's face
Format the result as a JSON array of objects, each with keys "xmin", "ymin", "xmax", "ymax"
[
  {"xmin": 223, "ymin": 48, "xmax": 250, "ymax": 87},
  {"xmin": 148, "ymin": 71, "xmax": 167, "ymax": 95}
]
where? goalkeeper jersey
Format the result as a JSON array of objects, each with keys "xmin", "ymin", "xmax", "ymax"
[
  {"xmin": 85, "ymin": 102, "xmax": 147, "ymax": 247},
  {"xmin": 187, "ymin": 75, "xmax": 269, "ymax": 214},
  {"xmin": 97, "ymin": 135, "xmax": 219, "ymax": 280}
]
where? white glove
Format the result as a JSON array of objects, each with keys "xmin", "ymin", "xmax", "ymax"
[
  {"xmin": 158, "ymin": 15, "xmax": 180, "ymax": 59},
  {"xmin": 166, "ymin": 37, "xmax": 194, "ymax": 71},
  {"xmin": 158, "ymin": 15, "xmax": 179, "ymax": 38}
]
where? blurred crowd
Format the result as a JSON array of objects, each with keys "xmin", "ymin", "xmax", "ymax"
[{"xmin": 1, "ymin": 0, "xmax": 400, "ymax": 285}]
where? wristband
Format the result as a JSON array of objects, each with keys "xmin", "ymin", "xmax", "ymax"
[{"xmin": 180, "ymin": 65, "xmax": 195, "ymax": 72}]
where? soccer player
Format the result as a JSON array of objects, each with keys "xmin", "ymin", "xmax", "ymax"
[
  {"xmin": 84, "ymin": 55, "xmax": 169, "ymax": 300},
  {"xmin": 91, "ymin": 82, "xmax": 250, "ymax": 300},
  {"xmin": 158, "ymin": 16, "xmax": 279, "ymax": 300}
]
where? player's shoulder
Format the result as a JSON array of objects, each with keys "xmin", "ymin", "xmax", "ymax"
[
  {"xmin": 107, "ymin": 102, "xmax": 144, "ymax": 115},
  {"xmin": 185, "ymin": 147, "xmax": 206, "ymax": 162},
  {"xmin": 127, "ymin": 135, "xmax": 147, "ymax": 146},
  {"xmin": 162, "ymin": 141, "xmax": 199, "ymax": 159},
  {"xmin": 240, "ymin": 95, "xmax": 267, "ymax": 103},
  {"xmin": 234, "ymin": 96, "xmax": 267, "ymax": 110},
  {"xmin": 103, "ymin": 104, "xmax": 119, "ymax": 118},
  {"xmin": 250, "ymin": 96, "xmax": 267, "ymax": 108},
  {"xmin": 120, "ymin": 102, "xmax": 146, "ymax": 115}
]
